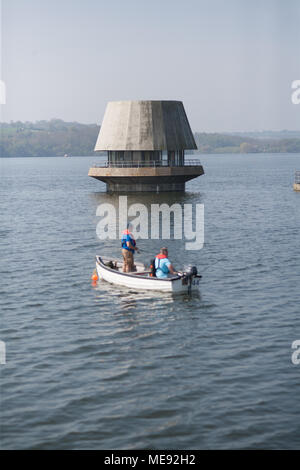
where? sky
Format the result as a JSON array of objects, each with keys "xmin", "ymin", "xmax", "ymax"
[{"xmin": 0, "ymin": 0, "xmax": 299, "ymax": 132}]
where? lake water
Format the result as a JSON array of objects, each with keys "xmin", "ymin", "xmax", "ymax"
[{"xmin": 1, "ymin": 154, "xmax": 300, "ymax": 450}]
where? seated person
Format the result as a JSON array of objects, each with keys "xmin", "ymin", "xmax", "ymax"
[{"xmin": 155, "ymin": 247, "xmax": 177, "ymax": 278}]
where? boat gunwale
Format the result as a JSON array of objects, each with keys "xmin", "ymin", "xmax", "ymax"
[{"xmin": 96, "ymin": 256, "xmax": 182, "ymax": 282}]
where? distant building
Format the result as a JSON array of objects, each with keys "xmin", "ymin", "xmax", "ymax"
[{"xmin": 88, "ymin": 100, "xmax": 204, "ymax": 192}]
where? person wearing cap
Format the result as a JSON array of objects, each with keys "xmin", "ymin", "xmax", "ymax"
[
  {"xmin": 121, "ymin": 224, "xmax": 139, "ymax": 272},
  {"xmin": 155, "ymin": 247, "xmax": 177, "ymax": 278}
]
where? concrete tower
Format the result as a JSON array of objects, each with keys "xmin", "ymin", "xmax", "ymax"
[{"xmin": 88, "ymin": 100, "xmax": 204, "ymax": 192}]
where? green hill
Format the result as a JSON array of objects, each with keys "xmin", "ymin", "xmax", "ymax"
[
  {"xmin": 1, "ymin": 120, "xmax": 300, "ymax": 157},
  {"xmin": 0, "ymin": 119, "xmax": 100, "ymax": 157},
  {"xmin": 193, "ymin": 132, "xmax": 300, "ymax": 154}
]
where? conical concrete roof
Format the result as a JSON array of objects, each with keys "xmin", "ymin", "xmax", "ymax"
[{"xmin": 94, "ymin": 101, "xmax": 197, "ymax": 151}]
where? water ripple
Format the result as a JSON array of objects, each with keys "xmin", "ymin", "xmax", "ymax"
[{"xmin": 1, "ymin": 155, "xmax": 300, "ymax": 449}]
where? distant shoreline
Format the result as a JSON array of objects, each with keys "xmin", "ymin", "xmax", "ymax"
[
  {"xmin": 1, "ymin": 120, "xmax": 300, "ymax": 157},
  {"xmin": 1, "ymin": 153, "xmax": 300, "ymax": 159}
]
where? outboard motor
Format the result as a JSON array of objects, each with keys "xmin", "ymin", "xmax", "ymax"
[
  {"xmin": 185, "ymin": 266, "xmax": 198, "ymax": 277},
  {"xmin": 182, "ymin": 266, "xmax": 198, "ymax": 294}
]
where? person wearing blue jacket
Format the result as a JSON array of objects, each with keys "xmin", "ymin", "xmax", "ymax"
[
  {"xmin": 155, "ymin": 247, "xmax": 177, "ymax": 278},
  {"xmin": 121, "ymin": 224, "xmax": 139, "ymax": 272}
]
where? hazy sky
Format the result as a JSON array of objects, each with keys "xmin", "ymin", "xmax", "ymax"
[{"xmin": 1, "ymin": 0, "xmax": 299, "ymax": 131}]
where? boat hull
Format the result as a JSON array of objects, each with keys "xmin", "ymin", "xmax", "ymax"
[{"xmin": 95, "ymin": 256, "xmax": 200, "ymax": 294}]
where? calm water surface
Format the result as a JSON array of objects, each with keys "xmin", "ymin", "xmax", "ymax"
[{"xmin": 0, "ymin": 154, "xmax": 300, "ymax": 449}]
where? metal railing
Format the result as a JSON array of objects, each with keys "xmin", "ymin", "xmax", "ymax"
[
  {"xmin": 295, "ymin": 171, "xmax": 300, "ymax": 184},
  {"xmin": 91, "ymin": 159, "xmax": 202, "ymax": 168}
]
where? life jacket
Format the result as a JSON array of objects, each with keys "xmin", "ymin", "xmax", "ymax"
[
  {"xmin": 121, "ymin": 229, "xmax": 136, "ymax": 251},
  {"xmin": 150, "ymin": 254, "xmax": 168, "ymax": 277},
  {"xmin": 150, "ymin": 259, "xmax": 156, "ymax": 277},
  {"xmin": 156, "ymin": 254, "xmax": 167, "ymax": 260}
]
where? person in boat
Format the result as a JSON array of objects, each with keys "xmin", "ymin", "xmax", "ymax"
[
  {"xmin": 121, "ymin": 223, "xmax": 139, "ymax": 273},
  {"xmin": 155, "ymin": 247, "xmax": 177, "ymax": 278}
]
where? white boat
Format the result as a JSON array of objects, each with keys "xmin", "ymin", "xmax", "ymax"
[{"xmin": 95, "ymin": 256, "xmax": 201, "ymax": 294}]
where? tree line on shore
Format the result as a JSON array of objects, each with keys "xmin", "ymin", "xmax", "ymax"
[{"xmin": 1, "ymin": 119, "xmax": 300, "ymax": 157}]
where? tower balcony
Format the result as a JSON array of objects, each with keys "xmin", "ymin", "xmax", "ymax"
[
  {"xmin": 91, "ymin": 158, "xmax": 203, "ymax": 168},
  {"xmin": 88, "ymin": 159, "xmax": 204, "ymax": 192}
]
